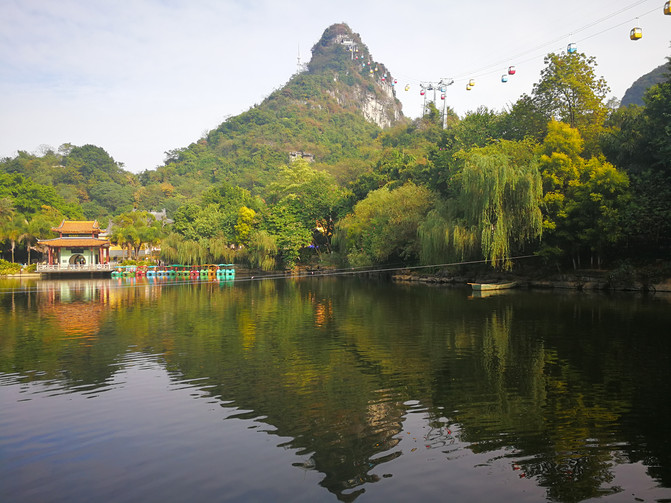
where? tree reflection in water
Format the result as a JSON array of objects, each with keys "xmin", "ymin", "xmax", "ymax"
[{"xmin": 1, "ymin": 277, "xmax": 671, "ymax": 502}]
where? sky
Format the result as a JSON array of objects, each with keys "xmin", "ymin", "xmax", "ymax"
[{"xmin": 1, "ymin": 0, "xmax": 669, "ymax": 173}]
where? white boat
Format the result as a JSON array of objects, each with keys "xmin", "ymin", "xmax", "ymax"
[{"xmin": 468, "ymin": 281, "xmax": 517, "ymax": 291}]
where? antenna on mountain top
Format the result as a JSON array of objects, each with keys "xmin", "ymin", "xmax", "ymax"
[{"xmin": 296, "ymin": 44, "xmax": 308, "ymax": 74}]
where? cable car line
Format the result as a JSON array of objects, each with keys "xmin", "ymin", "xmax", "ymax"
[
  {"xmin": 576, "ymin": 7, "xmax": 658, "ymax": 43},
  {"xmin": 391, "ymin": 0, "xmax": 663, "ymax": 96},
  {"xmin": 452, "ymin": 0, "xmax": 660, "ymax": 84}
]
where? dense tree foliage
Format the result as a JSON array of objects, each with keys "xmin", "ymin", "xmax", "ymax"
[
  {"xmin": 1, "ymin": 23, "xmax": 668, "ymax": 272},
  {"xmin": 0, "ymin": 145, "xmax": 137, "ymax": 220},
  {"xmin": 109, "ymin": 211, "xmax": 164, "ymax": 260},
  {"xmin": 334, "ymin": 183, "xmax": 434, "ymax": 266},
  {"xmin": 532, "ymin": 52, "xmax": 610, "ymax": 153}
]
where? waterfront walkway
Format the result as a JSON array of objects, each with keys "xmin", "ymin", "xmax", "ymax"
[{"xmin": 36, "ymin": 264, "xmax": 113, "ymax": 277}]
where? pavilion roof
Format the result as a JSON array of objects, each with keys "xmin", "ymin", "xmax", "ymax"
[
  {"xmin": 37, "ymin": 237, "xmax": 110, "ymax": 248},
  {"xmin": 51, "ymin": 220, "xmax": 103, "ymax": 234}
]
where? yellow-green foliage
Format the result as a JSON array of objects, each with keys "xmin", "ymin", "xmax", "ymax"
[
  {"xmin": 334, "ymin": 182, "xmax": 434, "ymax": 267},
  {"xmin": 539, "ymin": 121, "xmax": 630, "ymax": 260},
  {"xmin": 0, "ymin": 259, "xmax": 21, "ymax": 275}
]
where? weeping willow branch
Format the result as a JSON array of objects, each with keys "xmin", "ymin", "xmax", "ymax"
[{"xmin": 420, "ymin": 146, "xmax": 543, "ymax": 270}]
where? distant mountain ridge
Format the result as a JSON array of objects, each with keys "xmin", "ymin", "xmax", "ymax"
[{"xmin": 621, "ymin": 61, "xmax": 669, "ymax": 107}]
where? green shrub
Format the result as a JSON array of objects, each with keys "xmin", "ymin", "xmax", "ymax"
[{"xmin": 0, "ymin": 259, "xmax": 21, "ymax": 275}]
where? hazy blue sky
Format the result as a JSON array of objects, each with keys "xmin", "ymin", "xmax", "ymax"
[{"xmin": 1, "ymin": 0, "xmax": 669, "ymax": 172}]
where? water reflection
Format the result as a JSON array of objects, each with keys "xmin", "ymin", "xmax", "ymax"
[{"xmin": 1, "ymin": 278, "xmax": 671, "ymax": 502}]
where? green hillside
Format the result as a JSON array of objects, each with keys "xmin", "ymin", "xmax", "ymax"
[
  {"xmin": 621, "ymin": 62, "xmax": 669, "ymax": 107},
  {"xmin": 2, "ymin": 24, "xmax": 670, "ymax": 276},
  {"xmin": 0, "ymin": 144, "xmax": 138, "ymax": 220},
  {"xmin": 137, "ymin": 23, "xmax": 405, "ymax": 211}
]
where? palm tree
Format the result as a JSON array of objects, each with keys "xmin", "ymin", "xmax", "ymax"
[
  {"xmin": 108, "ymin": 224, "xmax": 127, "ymax": 261},
  {"xmin": 0, "ymin": 197, "xmax": 16, "ymax": 260},
  {"xmin": 6, "ymin": 215, "xmax": 27, "ymax": 263},
  {"xmin": 18, "ymin": 228, "xmax": 37, "ymax": 265}
]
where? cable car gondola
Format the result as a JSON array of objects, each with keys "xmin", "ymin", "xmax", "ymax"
[
  {"xmin": 567, "ymin": 42, "xmax": 577, "ymax": 54},
  {"xmin": 501, "ymin": 74, "xmax": 508, "ymax": 83},
  {"xmin": 665, "ymin": 1, "xmax": 670, "ymax": 15},
  {"xmin": 468, "ymin": 79, "xmax": 475, "ymax": 87},
  {"xmin": 508, "ymin": 66, "xmax": 516, "ymax": 75},
  {"xmin": 405, "ymin": 84, "xmax": 410, "ymax": 91},
  {"xmin": 630, "ymin": 27, "xmax": 642, "ymax": 40}
]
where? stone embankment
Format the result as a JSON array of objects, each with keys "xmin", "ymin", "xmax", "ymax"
[{"xmin": 392, "ymin": 271, "xmax": 671, "ymax": 293}]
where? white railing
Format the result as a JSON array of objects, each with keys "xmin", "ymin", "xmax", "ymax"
[{"xmin": 37, "ymin": 263, "xmax": 113, "ymax": 272}]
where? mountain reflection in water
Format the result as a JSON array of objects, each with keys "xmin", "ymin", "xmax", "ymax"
[{"xmin": 1, "ymin": 277, "xmax": 671, "ymax": 502}]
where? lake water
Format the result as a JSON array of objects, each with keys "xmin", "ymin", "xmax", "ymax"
[{"xmin": 1, "ymin": 276, "xmax": 671, "ymax": 502}]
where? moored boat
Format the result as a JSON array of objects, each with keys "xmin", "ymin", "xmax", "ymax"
[{"xmin": 468, "ymin": 281, "xmax": 517, "ymax": 291}]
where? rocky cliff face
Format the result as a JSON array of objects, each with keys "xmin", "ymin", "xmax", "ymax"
[{"xmin": 307, "ymin": 23, "xmax": 404, "ymax": 128}]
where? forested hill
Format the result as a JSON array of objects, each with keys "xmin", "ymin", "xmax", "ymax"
[
  {"xmin": 138, "ymin": 23, "xmax": 405, "ymax": 207},
  {"xmin": 3, "ymin": 22, "xmax": 670, "ymax": 274},
  {"xmin": 621, "ymin": 62, "xmax": 669, "ymax": 106}
]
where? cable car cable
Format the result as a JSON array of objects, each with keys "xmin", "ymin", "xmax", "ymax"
[{"xmin": 450, "ymin": 0, "xmax": 659, "ymax": 83}]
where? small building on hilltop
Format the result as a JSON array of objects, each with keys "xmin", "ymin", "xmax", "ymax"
[
  {"xmin": 289, "ymin": 151, "xmax": 315, "ymax": 163},
  {"xmin": 39, "ymin": 220, "xmax": 111, "ymax": 268}
]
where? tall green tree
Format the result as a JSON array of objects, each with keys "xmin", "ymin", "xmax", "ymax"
[
  {"xmin": 266, "ymin": 159, "xmax": 348, "ymax": 231},
  {"xmin": 539, "ymin": 121, "xmax": 629, "ymax": 267},
  {"xmin": 532, "ymin": 51, "xmax": 610, "ymax": 153}
]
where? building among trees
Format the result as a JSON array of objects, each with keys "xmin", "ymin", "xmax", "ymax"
[{"xmin": 38, "ymin": 220, "xmax": 111, "ymax": 268}]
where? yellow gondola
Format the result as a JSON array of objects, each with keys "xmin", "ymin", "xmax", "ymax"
[
  {"xmin": 630, "ymin": 27, "xmax": 643, "ymax": 40},
  {"xmin": 665, "ymin": 1, "xmax": 670, "ymax": 15},
  {"xmin": 466, "ymin": 84, "xmax": 472, "ymax": 91},
  {"xmin": 404, "ymin": 84, "xmax": 410, "ymax": 91},
  {"xmin": 468, "ymin": 79, "xmax": 475, "ymax": 87}
]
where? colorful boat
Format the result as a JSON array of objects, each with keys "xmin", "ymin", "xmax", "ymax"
[{"xmin": 216, "ymin": 264, "xmax": 235, "ymax": 280}]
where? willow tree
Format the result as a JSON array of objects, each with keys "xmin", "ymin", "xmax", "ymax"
[{"xmin": 420, "ymin": 141, "xmax": 543, "ymax": 270}]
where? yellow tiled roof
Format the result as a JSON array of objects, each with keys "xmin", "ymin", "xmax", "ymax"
[
  {"xmin": 38, "ymin": 237, "xmax": 110, "ymax": 248},
  {"xmin": 51, "ymin": 220, "xmax": 102, "ymax": 234}
]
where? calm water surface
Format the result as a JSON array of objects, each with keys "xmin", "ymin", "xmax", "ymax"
[{"xmin": 1, "ymin": 276, "xmax": 671, "ymax": 502}]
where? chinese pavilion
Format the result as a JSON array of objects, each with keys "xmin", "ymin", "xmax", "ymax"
[{"xmin": 39, "ymin": 220, "xmax": 111, "ymax": 267}]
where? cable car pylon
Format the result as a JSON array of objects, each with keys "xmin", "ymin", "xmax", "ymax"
[{"xmin": 419, "ymin": 78, "xmax": 454, "ymax": 128}]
